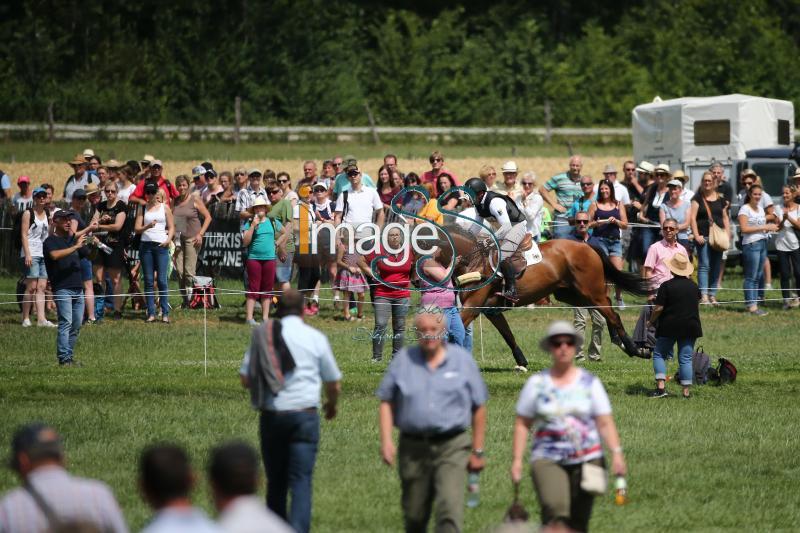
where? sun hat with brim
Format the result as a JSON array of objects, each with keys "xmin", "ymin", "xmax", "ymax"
[
  {"xmin": 664, "ymin": 253, "xmax": 693, "ymax": 277},
  {"xmin": 667, "ymin": 179, "xmax": 683, "ymax": 188},
  {"xmin": 539, "ymin": 320, "xmax": 584, "ymax": 352},
  {"xmin": 68, "ymin": 154, "xmax": 86, "ymax": 166},
  {"xmin": 83, "ymin": 149, "xmax": 95, "ymax": 158},
  {"xmin": 252, "ymin": 197, "xmax": 269, "ymax": 208},
  {"xmin": 141, "ymin": 155, "xmax": 155, "ymax": 165},
  {"xmin": 501, "ymin": 161, "xmax": 518, "ymax": 173},
  {"xmin": 655, "ymin": 163, "xmax": 671, "ymax": 174},
  {"xmin": 603, "ymin": 164, "xmax": 617, "ymax": 174},
  {"xmin": 672, "ymin": 169, "xmax": 687, "ymax": 181},
  {"xmin": 105, "ymin": 159, "xmax": 122, "ymax": 169},
  {"xmin": 84, "ymin": 183, "xmax": 101, "ymax": 196},
  {"xmin": 636, "ymin": 161, "xmax": 655, "ymax": 174},
  {"xmin": 741, "ymin": 168, "xmax": 757, "ymax": 178}
]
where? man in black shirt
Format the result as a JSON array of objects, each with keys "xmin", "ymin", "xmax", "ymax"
[
  {"xmin": 43, "ymin": 210, "xmax": 92, "ymax": 366},
  {"xmin": 646, "ymin": 254, "xmax": 702, "ymax": 399}
]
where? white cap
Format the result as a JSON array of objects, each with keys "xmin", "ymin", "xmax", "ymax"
[
  {"xmin": 83, "ymin": 148, "xmax": 95, "ymax": 158},
  {"xmin": 539, "ymin": 321, "xmax": 584, "ymax": 352},
  {"xmin": 501, "ymin": 161, "xmax": 518, "ymax": 173},
  {"xmin": 655, "ymin": 163, "xmax": 671, "ymax": 174}
]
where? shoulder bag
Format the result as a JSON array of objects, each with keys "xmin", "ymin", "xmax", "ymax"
[{"xmin": 702, "ymin": 196, "xmax": 729, "ymax": 252}]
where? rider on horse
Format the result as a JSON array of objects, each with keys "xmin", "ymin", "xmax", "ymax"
[{"xmin": 463, "ymin": 178, "xmax": 529, "ymax": 302}]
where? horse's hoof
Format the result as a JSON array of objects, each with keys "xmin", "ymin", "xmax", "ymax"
[
  {"xmin": 629, "ymin": 348, "xmax": 652, "ymax": 359},
  {"xmin": 513, "ymin": 365, "xmax": 528, "ymax": 373}
]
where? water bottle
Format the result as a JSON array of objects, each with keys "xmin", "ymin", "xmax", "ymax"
[
  {"xmin": 466, "ymin": 471, "xmax": 480, "ymax": 508},
  {"xmin": 614, "ymin": 476, "xmax": 628, "ymax": 506}
]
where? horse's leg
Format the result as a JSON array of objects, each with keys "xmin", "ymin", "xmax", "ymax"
[{"xmin": 484, "ymin": 312, "xmax": 529, "ymax": 370}]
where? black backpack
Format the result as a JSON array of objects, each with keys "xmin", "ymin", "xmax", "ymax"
[
  {"xmin": 672, "ymin": 346, "xmax": 711, "ymax": 385},
  {"xmin": 708, "ymin": 358, "xmax": 737, "ymax": 385}
]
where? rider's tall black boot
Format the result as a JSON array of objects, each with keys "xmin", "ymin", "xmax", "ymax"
[{"xmin": 500, "ymin": 259, "xmax": 518, "ymax": 302}]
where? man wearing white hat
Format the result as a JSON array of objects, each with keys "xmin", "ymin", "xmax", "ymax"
[{"xmin": 497, "ymin": 161, "xmax": 523, "ymax": 199}]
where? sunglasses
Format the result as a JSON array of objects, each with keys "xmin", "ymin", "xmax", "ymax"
[
  {"xmin": 662, "ymin": 227, "xmax": 677, "ymax": 232},
  {"xmin": 347, "ymin": 171, "xmax": 360, "ymax": 178},
  {"xmin": 522, "ymin": 182, "xmax": 534, "ymax": 186},
  {"xmin": 576, "ymin": 220, "xmax": 589, "ymax": 225},
  {"xmin": 313, "ymin": 188, "xmax": 326, "ymax": 193},
  {"xmin": 267, "ymin": 190, "xmax": 280, "ymax": 195},
  {"xmin": 549, "ymin": 339, "xmax": 576, "ymax": 348},
  {"xmin": 278, "ymin": 179, "xmax": 289, "ymax": 183},
  {"xmin": 581, "ymin": 182, "xmax": 593, "ymax": 187},
  {"xmin": 105, "ymin": 189, "xmax": 116, "ymax": 194},
  {"xmin": 431, "ymin": 158, "xmax": 443, "ymax": 163}
]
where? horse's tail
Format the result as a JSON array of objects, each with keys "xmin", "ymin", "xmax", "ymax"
[{"xmin": 590, "ymin": 245, "xmax": 649, "ymax": 296}]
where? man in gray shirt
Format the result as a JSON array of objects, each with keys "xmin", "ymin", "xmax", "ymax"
[{"xmin": 377, "ymin": 306, "xmax": 488, "ymax": 533}]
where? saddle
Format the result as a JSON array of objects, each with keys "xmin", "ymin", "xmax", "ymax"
[{"xmin": 489, "ymin": 233, "xmax": 541, "ymax": 279}]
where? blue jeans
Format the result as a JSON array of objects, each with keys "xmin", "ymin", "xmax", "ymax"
[
  {"xmin": 742, "ymin": 239, "xmax": 767, "ymax": 308},
  {"xmin": 55, "ymin": 288, "xmax": 84, "ymax": 364},
  {"xmin": 464, "ymin": 322, "xmax": 473, "ymax": 352},
  {"xmin": 259, "ymin": 410, "xmax": 320, "ymax": 533},
  {"xmin": 443, "ymin": 307, "xmax": 466, "ymax": 347},
  {"xmin": 696, "ymin": 241, "xmax": 723, "ymax": 296},
  {"xmin": 653, "ymin": 336, "xmax": 695, "ymax": 386},
  {"xmin": 552, "ymin": 215, "xmax": 571, "ymax": 239},
  {"xmin": 139, "ymin": 241, "xmax": 170, "ymax": 318}
]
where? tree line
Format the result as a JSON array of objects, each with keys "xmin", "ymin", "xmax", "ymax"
[{"xmin": 1, "ymin": 0, "xmax": 799, "ymax": 127}]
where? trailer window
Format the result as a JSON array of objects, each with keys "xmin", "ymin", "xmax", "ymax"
[
  {"xmin": 778, "ymin": 120, "xmax": 791, "ymax": 145},
  {"xmin": 694, "ymin": 120, "xmax": 730, "ymax": 145},
  {"xmin": 750, "ymin": 163, "xmax": 786, "ymax": 197}
]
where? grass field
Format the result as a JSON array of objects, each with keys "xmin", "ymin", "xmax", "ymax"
[{"xmin": 1, "ymin": 272, "xmax": 799, "ymax": 532}]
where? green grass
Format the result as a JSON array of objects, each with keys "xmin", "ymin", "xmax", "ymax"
[
  {"xmin": 0, "ymin": 140, "xmax": 630, "ymax": 163},
  {"xmin": 1, "ymin": 275, "xmax": 799, "ymax": 531}
]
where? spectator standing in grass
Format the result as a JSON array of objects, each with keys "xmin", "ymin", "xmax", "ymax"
[
  {"xmin": 335, "ymin": 238, "xmax": 366, "ymax": 321},
  {"xmin": 638, "ymin": 164, "xmax": 671, "ymax": 260},
  {"xmin": 690, "ymin": 171, "xmax": 730, "ymax": 305},
  {"xmin": 738, "ymin": 184, "xmax": 778, "ymax": 316},
  {"xmin": 135, "ymin": 182, "xmax": 175, "ymax": 323},
  {"xmin": 11, "ymin": 175, "xmax": 33, "ymax": 214},
  {"xmin": 384, "ymin": 153, "xmax": 402, "ymax": 178},
  {"xmin": 646, "ymin": 254, "xmax": 702, "ymax": 399},
  {"xmin": 44, "ymin": 209, "xmax": 95, "ymax": 366},
  {"xmin": 173, "ymin": 175, "xmax": 212, "ymax": 308},
  {"xmin": 774, "ymin": 185, "xmax": 800, "ymax": 309},
  {"xmin": 332, "ymin": 156, "xmax": 375, "ymax": 198},
  {"xmin": 203, "ymin": 170, "xmax": 225, "ymax": 206},
  {"xmin": 240, "ymin": 289, "xmax": 342, "ymax": 533},
  {"xmin": 0, "ymin": 423, "xmax": 127, "ymax": 532},
  {"xmin": 218, "ymin": 172, "xmax": 235, "ymax": 204},
  {"xmin": 117, "ymin": 165, "xmax": 137, "ymax": 204},
  {"xmin": 318, "ymin": 160, "xmax": 336, "ymax": 190},
  {"xmin": 660, "ymin": 179, "xmax": 693, "ymax": 259},
  {"xmin": 398, "ymin": 173, "xmax": 425, "ymax": 215},
  {"xmin": 236, "ymin": 169, "xmax": 268, "ymax": 224},
  {"xmin": 277, "ymin": 172, "xmax": 298, "ymax": 208},
  {"xmin": 359, "ymin": 226, "xmax": 413, "ymax": 363},
  {"xmin": 208, "ymin": 442, "xmax": 293, "ymax": 533},
  {"xmin": 377, "ymin": 307, "xmax": 487, "ymax": 533},
  {"xmin": 540, "ymin": 155, "xmax": 584, "ymax": 239},
  {"xmin": 294, "ymin": 184, "xmax": 321, "ymax": 315},
  {"xmin": 69, "ymin": 189, "xmax": 98, "ymax": 324},
  {"xmin": 302, "ymin": 160, "xmax": 318, "ymax": 184},
  {"xmin": 567, "ymin": 212, "xmax": 606, "ymax": 362},
  {"xmin": 232, "ymin": 168, "xmax": 247, "ymax": 193},
  {"xmin": 376, "ymin": 165, "xmax": 398, "ymax": 207},
  {"xmin": 567, "ymin": 176, "xmax": 596, "ymax": 227},
  {"xmin": 497, "ymin": 161, "xmax": 523, "ymax": 198},
  {"xmin": 92, "ymin": 181, "xmax": 128, "ymax": 319},
  {"xmin": 643, "ymin": 219, "xmax": 687, "ymax": 295},
  {"xmin": 589, "ymin": 179, "xmax": 628, "ymax": 308},
  {"xmin": 63, "ymin": 153, "xmax": 96, "ymax": 202},
  {"xmin": 266, "ymin": 185, "xmax": 295, "ymax": 295},
  {"xmin": 140, "ymin": 444, "xmax": 220, "ymax": 533},
  {"xmin": 419, "ymin": 247, "xmax": 465, "ymax": 347},
  {"xmin": 19, "ymin": 187, "xmax": 54, "ymax": 328},
  {"xmin": 511, "ymin": 321, "xmax": 626, "ymax": 533},
  {"xmin": 242, "ymin": 197, "xmax": 288, "ymax": 324}
]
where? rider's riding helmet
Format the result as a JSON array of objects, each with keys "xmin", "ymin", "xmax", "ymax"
[{"xmin": 464, "ymin": 177, "xmax": 488, "ymax": 200}]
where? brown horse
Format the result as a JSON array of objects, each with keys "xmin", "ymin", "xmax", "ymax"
[{"xmin": 430, "ymin": 226, "xmax": 648, "ymax": 369}]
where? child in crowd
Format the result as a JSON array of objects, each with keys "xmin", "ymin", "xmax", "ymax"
[{"xmin": 335, "ymin": 239, "xmax": 366, "ymax": 321}]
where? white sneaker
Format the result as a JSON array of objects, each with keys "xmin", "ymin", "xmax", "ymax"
[
  {"xmin": 616, "ymin": 298, "xmax": 626, "ymax": 309},
  {"xmin": 37, "ymin": 320, "xmax": 57, "ymax": 328},
  {"xmin": 22, "ymin": 318, "xmax": 32, "ymax": 327}
]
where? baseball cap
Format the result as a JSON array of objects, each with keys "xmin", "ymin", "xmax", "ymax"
[
  {"xmin": 501, "ymin": 161, "xmax": 518, "ymax": 173},
  {"xmin": 313, "ymin": 182, "xmax": 328, "ymax": 191},
  {"xmin": 32, "ymin": 187, "xmax": 47, "ymax": 197},
  {"xmin": 205, "ymin": 168, "xmax": 217, "ymax": 178},
  {"xmin": 201, "ymin": 161, "xmax": 214, "ymax": 171},
  {"xmin": 247, "ymin": 168, "xmax": 262, "ymax": 177},
  {"xmin": 52, "ymin": 209, "xmax": 77, "ymax": 220},
  {"xmin": 17, "ymin": 176, "xmax": 30, "ymax": 184},
  {"xmin": 72, "ymin": 189, "xmax": 87, "ymax": 200},
  {"xmin": 9, "ymin": 423, "xmax": 64, "ymax": 470},
  {"xmin": 192, "ymin": 165, "xmax": 207, "ymax": 177},
  {"xmin": 150, "ymin": 159, "xmax": 163, "ymax": 168},
  {"xmin": 667, "ymin": 179, "xmax": 683, "ymax": 188},
  {"xmin": 345, "ymin": 164, "xmax": 359, "ymax": 175},
  {"xmin": 83, "ymin": 148, "xmax": 95, "ymax": 159}
]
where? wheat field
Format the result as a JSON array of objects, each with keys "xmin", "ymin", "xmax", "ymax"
[{"xmin": 4, "ymin": 155, "xmax": 632, "ymax": 193}]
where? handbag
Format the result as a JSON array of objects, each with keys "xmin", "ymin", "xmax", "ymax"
[
  {"xmin": 580, "ymin": 462, "xmax": 608, "ymax": 495},
  {"xmin": 701, "ymin": 197, "xmax": 729, "ymax": 252}
]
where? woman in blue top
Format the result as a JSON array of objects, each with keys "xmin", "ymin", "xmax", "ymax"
[
  {"xmin": 588, "ymin": 179, "xmax": 628, "ymax": 306},
  {"xmin": 659, "ymin": 179, "xmax": 693, "ymax": 259},
  {"xmin": 242, "ymin": 197, "xmax": 289, "ymax": 325}
]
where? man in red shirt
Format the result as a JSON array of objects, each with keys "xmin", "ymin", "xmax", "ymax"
[
  {"xmin": 129, "ymin": 160, "xmax": 179, "ymax": 206},
  {"xmin": 421, "ymin": 151, "xmax": 459, "ymax": 195},
  {"xmin": 358, "ymin": 227, "xmax": 414, "ymax": 363}
]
